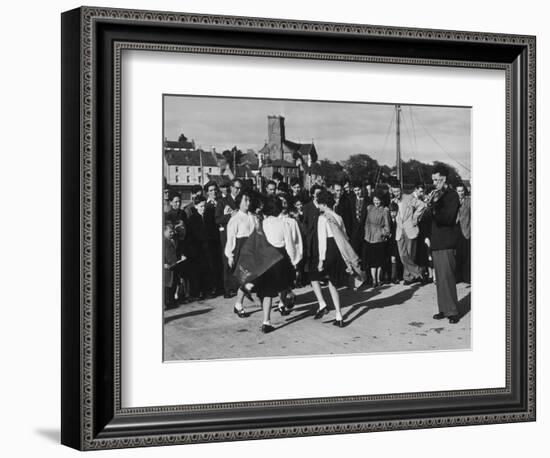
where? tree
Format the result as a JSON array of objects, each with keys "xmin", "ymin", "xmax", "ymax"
[
  {"xmin": 317, "ymin": 159, "xmax": 345, "ymax": 184},
  {"xmin": 342, "ymin": 154, "xmax": 383, "ymax": 185}
]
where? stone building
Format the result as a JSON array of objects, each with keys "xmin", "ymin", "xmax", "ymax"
[{"xmin": 258, "ymin": 115, "xmax": 318, "ymax": 185}]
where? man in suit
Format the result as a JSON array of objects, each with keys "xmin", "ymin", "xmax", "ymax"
[
  {"xmin": 332, "ymin": 181, "xmax": 354, "ymax": 237},
  {"xmin": 429, "ymin": 165, "xmax": 461, "ymax": 324},
  {"xmin": 455, "ymin": 183, "xmax": 471, "ymax": 283},
  {"xmin": 187, "ymin": 196, "xmax": 218, "ymax": 300},
  {"xmin": 349, "ymin": 181, "xmax": 370, "ymax": 254},
  {"xmin": 392, "ymin": 182, "xmax": 427, "ymax": 284},
  {"xmin": 215, "ymin": 178, "xmax": 242, "ymax": 298},
  {"xmin": 204, "ymin": 180, "xmax": 223, "ymax": 296}
]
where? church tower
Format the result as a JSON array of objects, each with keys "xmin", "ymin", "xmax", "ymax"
[{"xmin": 267, "ymin": 115, "xmax": 285, "ymax": 160}]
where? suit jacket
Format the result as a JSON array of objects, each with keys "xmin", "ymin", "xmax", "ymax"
[
  {"xmin": 187, "ymin": 212, "xmax": 217, "ymax": 270},
  {"xmin": 215, "ymin": 194, "xmax": 237, "ymax": 228},
  {"xmin": 302, "ymin": 201, "xmax": 320, "ymax": 272},
  {"xmin": 350, "ymin": 195, "xmax": 370, "ymax": 248},
  {"xmin": 457, "ymin": 196, "xmax": 471, "ymax": 239},
  {"xmin": 394, "ymin": 193, "xmax": 427, "ymax": 241},
  {"xmin": 204, "ymin": 199, "xmax": 220, "ymax": 241},
  {"xmin": 333, "ymin": 195, "xmax": 354, "ymax": 237},
  {"xmin": 430, "ymin": 187, "xmax": 460, "ymax": 251}
]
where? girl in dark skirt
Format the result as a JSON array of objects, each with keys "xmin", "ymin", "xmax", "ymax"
[
  {"xmin": 225, "ymin": 190, "xmax": 258, "ymax": 317},
  {"xmin": 254, "ymin": 196, "xmax": 296, "ymax": 333},
  {"xmin": 312, "ymin": 190, "xmax": 351, "ymax": 328}
]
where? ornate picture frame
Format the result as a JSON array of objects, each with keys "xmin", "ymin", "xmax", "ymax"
[{"xmin": 61, "ymin": 6, "xmax": 536, "ymax": 450}]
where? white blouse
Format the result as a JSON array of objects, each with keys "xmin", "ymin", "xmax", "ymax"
[
  {"xmin": 278, "ymin": 214, "xmax": 303, "ymax": 266},
  {"xmin": 262, "ymin": 216, "xmax": 300, "ymax": 266},
  {"xmin": 318, "ymin": 210, "xmax": 345, "ymax": 262},
  {"xmin": 224, "ymin": 210, "xmax": 257, "ymax": 259}
]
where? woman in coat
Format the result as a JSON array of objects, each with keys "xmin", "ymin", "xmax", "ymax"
[{"xmin": 362, "ymin": 190, "xmax": 391, "ymax": 287}]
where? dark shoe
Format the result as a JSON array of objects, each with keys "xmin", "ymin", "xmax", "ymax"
[
  {"xmin": 277, "ymin": 305, "xmax": 291, "ymax": 316},
  {"xmin": 433, "ymin": 312, "xmax": 446, "ymax": 320},
  {"xmin": 332, "ymin": 319, "xmax": 346, "ymax": 328},
  {"xmin": 261, "ymin": 324, "xmax": 275, "ymax": 333},
  {"xmin": 233, "ymin": 306, "xmax": 249, "ymax": 318},
  {"xmin": 448, "ymin": 315, "xmax": 460, "ymax": 324},
  {"xmin": 314, "ymin": 306, "xmax": 329, "ymax": 319},
  {"xmin": 392, "ymin": 279, "xmax": 400, "ymax": 285},
  {"xmin": 223, "ymin": 292, "xmax": 232, "ymax": 299}
]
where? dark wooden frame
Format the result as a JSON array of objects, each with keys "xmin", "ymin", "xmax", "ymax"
[{"xmin": 61, "ymin": 6, "xmax": 536, "ymax": 450}]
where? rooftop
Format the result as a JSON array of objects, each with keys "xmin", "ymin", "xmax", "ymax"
[{"xmin": 164, "ymin": 149, "xmax": 219, "ymax": 167}]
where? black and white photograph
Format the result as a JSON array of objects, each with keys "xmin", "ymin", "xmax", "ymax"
[{"xmin": 162, "ymin": 95, "xmax": 472, "ymax": 361}]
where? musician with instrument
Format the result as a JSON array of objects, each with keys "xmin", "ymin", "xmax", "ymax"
[{"xmin": 427, "ymin": 165, "xmax": 461, "ymax": 324}]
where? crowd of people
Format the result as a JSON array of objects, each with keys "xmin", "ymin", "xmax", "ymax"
[{"xmin": 164, "ymin": 167, "xmax": 471, "ymax": 333}]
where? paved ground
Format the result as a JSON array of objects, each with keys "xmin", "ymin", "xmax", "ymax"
[{"xmin": 163, "ymin": 281, "xmax": 471, "ymax": 361}]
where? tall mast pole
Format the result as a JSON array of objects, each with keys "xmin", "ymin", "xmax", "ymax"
[
  {"xmin": 396, "ymin": 104, "xmax": 402, "ymax": 186},
  {"xmin": 199, "ymin": 149, "xmax": 204, "ymax": 185}
]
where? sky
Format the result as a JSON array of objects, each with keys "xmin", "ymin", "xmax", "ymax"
[{"xmin": 164, "ymin": 95, "xmax": 471, "ymax": 179}]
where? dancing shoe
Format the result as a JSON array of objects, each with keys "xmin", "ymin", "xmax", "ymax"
[
  {"xmin": 261, "ymin": 324, "xmax": 275, "ymax": 334},
  {"xmin": 313, "ymin": 306, "xmax": 329, "ymax": 319},
  {"xmin": 432, "ymin": 312, "xmax": 446, "ymax": 320},
  {"xmin": 448, "ymin": 315, "xmax": 460, "ymax": 324},
  {"xmin": 277, "ymin": 305, "xmax": 291, "ymax": 316},
  {"xmin": 332, "ymin": 319, "xmax": 346, "ymax": 328},
  {"xmin": 233, "ymin": 306, "xmax": 249, "ymax": 318}
]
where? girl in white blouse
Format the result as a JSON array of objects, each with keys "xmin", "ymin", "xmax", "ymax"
[
  {"xmin": 225, "ymin": 191, "xmax": 257, "ymax": 317},
  {"xmin": 314, "ymin": 190, "xmax": 349, "ymax": 327},
  {"xmin": 277, "ymin": 194, "xmax": 303, "ymax": 311},
  {"xmin": 254, "ymin": 196, "xmax": 297, "ymax": 333}
]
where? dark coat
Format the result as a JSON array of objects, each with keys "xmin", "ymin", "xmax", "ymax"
[
  {"xmin": 187, "ymin": 212, "xmax": 216, "ymax": 272},
  {"xmin": 333, "ymin": 195, "xmax": 354, "ymax": 237},
  {"xmin": 430, "ymin": 187, "xmax": 460, "ymax": 251},
  {"xmin": 350, "ymin": 195, "xmax": 370, "ymax": 248},
  {"xmin": 204, "ymin": 200, "xmax": 220, "ymax": 241},
  {"xmin": 302, "ymin": 201, "xmax": 320, "ymax": 273}
]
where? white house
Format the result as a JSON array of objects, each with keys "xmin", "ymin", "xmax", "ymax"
[{"xmin": 164, "ymin": 135, "xmax": 220, "ymax": 186}]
